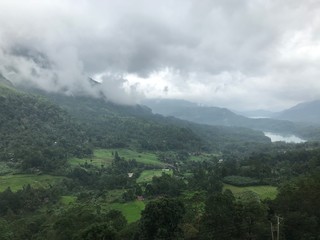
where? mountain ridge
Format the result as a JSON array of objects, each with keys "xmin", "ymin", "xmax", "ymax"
[
  {"xmin": 274, "ymin": 99, "xmax": 320, "ymax": 123},
  {"xmin": 0, "ymin": 84, "xmax": 91, "ymax": 171},
  {"xmin": 143, "ymin": 98, "xmax": 320, "ymax": 141}
]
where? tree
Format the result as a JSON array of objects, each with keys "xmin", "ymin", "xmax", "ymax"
[
  {"xmin": 80, "ymin": 223, "xmax": 116, "ymax": 240},
  {"xmin": 0, "ymin": 219, "xmax": 13, "ymax": 240},
  {"xmin": 200, "ymin": 191, "xmax": 236, "ymax": 239},
  {"xmin": 271, "ymin": 173, "xmax": 320, "ymax": 239},
  {"xmin": 145, "ymin": 173, "xmax": 186, "ymax": 197},
  {"xmin": 138, "ymin": 198, "xmax": 185, "ymax": 240},
  {"xmin": 233, "ymin": 191, "xmax": 269, "ymax": 239}
]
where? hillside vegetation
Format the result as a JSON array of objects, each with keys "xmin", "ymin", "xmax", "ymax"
[
  {"xmin": 0, "ymin": 84, "xmax": 91, "ymax": 172},
  {"xmin": 1, "ymin": 85, "xmax": 320, "ymax": 239},
  {"xmin": 144, "ymin": 98, "xmax": 320, "ymax": 141},
  {"xmin": 35, "ymin": 91, "xmax": 270, "ymax": 152},
  {"xmin": 275, "ymin": 99, "xmax": 320, "ymax": 123}
]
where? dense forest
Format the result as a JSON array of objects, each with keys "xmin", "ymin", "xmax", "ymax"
[
  {"xmin": 0, "ymin": 84, "xmax": 91, "ymax": 172},
  {"xmin": 143, "ymin": 98, "xmax": 320, "ymax": 141},
  {"xmin": 33, "ymin": 90, "xmax": 270, "ymax": 151},
  {"xmin": 0, "ymin": 83, "xmax": 320, "ymax": 239}
]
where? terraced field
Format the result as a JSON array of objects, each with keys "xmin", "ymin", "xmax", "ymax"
[
  {"xmin": 223, "ymin": 183, "xmax": 278, "ymax": 200},
  {"xmin": 137, "ymin": 169, "xmax": 173, "ymax": 183},
  {"xmin": 60, "ymin": 190, "xmax": 145, "ymax": 223},
  {"xmin": 0, "ymin": 174, "xmax": 65, "ymax": 192},
  {"xmin": 70, "ymin": 148, "xmax": 164, "ymax": 167},
  {"xmin": 107, "ymin": 201, "xmax": 145, "ymax": 223}
]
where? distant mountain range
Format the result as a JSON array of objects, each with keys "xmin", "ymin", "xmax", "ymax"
[
  {"xmin": 143, "ymin": 98, "xmax": 320, "ymax": 140},
  {"xmin": 236, "ymin": 109, "xmax": 274, "ymax": 118},
  {"xmin": 142, "ymin": 99, "xmax": 249, "ymax": 126},
  {"xmin": 274, "ymin": 100, "xmax": 320, "ymax": 124}
]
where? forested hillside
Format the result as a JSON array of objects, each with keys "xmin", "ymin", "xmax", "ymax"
[
  {"xmin": 0, "ymin": 82, "xmax": 270, "ymax": 173},
  {"xmin": 1, "ymin": 85, "xmax": 319, "ymax": 239},
  {"xmin": 144, "ymin": 98, "xmax": 320, "ymax": 141},
  {"xmin": 35, "ymin": 90, "xmax": 270, "ymax": 152},
  {"xmin": 1, "ymin": 1, "xmax": 320, "ymax": 238},
  {"xmin": 274, "ymin": 99, "xmax": 320, "ymax": 123},
  {"xmin": 0, "ymin": 84, "xmax": 91, "ymax": 171}
]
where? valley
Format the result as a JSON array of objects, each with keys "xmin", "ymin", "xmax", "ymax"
[
  {"xmin": 1, "ymin": 2, "xmax": 319, "ymax": 238},
  {"xmin": 144, "ymin": 98, "xmax": 320, "ymax": 141},
  {"xmin": 0, "ymin": 82, "xmax": 320, "ymax": 239}
]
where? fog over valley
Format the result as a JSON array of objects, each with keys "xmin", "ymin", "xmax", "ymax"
[
  {"xmin": 1, "ymin": 0, "xmax": 320, "ymax": 111},
  {"xmin": 2, "ymin": 1, "xmax": 320, "ymax": 239}
]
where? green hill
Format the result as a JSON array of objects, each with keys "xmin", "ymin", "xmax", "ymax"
[
  {"xmin": 0, "ymin": 84, "xmax": 91, "ymax": 172},
  {"xmin": 144, "ymin": 98, "xmax": 320, "ymax": 141},
  {"xmin": 0, "ymin": 81, "xmax": 270, "ymax": 174},
  {"xmin": 275, "ymin": 100, "xmax": 320, "ymax": 124},
  {"xmin": 32, "ymin": 90, "xmax": 270, "ymax": 152}
]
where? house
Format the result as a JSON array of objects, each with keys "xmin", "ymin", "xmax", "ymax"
[{"xmin": 128, "ymin": 173, "xmax": 134, "ymax": 178}]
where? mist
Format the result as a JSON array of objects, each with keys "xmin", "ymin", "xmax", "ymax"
[{"xmin": 0, "ymin": 0, "xmax": 320, "ymax": 109}]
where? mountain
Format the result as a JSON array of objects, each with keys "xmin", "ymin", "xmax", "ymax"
[
  {"xmin": 235, "ymin": 109, "xmax": 274, "ymax": 118},
  {"xmin": 0, "ymin": 73, "xmax": 14, "ymax": 87},
  {"xmin": 143, "ymin": 98, "xmax": 290, "ymax": 128},
  {"xmin": 0, "ymin": 84, "xmax": 91, "ymax": 171},
  {"xmin": 23, "ymin": 89, "xmax": 270, "ymax": 152},
  {"xmin": 274, "ymin": 100, "xmax": 320, "ymax": 124},
  {"xmin": 142, "ymin": 99, "xmax": 199, "ymax": 115},
  {"xmin": 143, "ymin": 98, "xmax": 320, "ymax": 141},
  {"xmin": 143, "ymin": 99, "xmax": 250, "ymax": 126}
]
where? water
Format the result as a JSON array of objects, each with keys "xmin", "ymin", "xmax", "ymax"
[{"xmin": 264, "ymin": 132, "xmax": 306, "ymax": 143}]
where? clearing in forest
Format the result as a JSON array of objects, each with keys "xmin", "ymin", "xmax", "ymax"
[
  {"xmin": 137, "ymin": 169, "xmax": 173, "ymax": 183},
  {"xmin": 223, "ymin": 183, "xmax": 278, "ymax": 200},
  {"xmin": 0, "ymin": 174, "xmax": 64, "ymax": 192},
  {"xmin": 70, "ymin": 148, "xmax": 164, "ymax": 167}
]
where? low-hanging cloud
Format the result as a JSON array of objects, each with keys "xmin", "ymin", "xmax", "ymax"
[{"xmin": 0, "ymin": 0, "xmax": 320, "ymax": 109}]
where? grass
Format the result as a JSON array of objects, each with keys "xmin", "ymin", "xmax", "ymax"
[
  {"xmin": 223, "ymin": 175, "xmax": 260, "ymax": 186},
  {"xmin": 69, "ymin": 149, "xmax": 114, "ymax": 168},
  {"xmin": 223, "ymin": 183, "xmax": 278, "ymax": 200},
  {"xmin": 70, "ymin": 148, "xmax": 164, "ymax": 168},
  {"xmin": 137, "ymin": 169, "xmax": 173, "ymax": 183},
  {"xmin": 105, "ymin": 149, "xmax": 164, "ymax": 166},
  {"xmin": 0, "ymin": 174, "xmax": 65, "ymax": 192},
  {"xmin": 60, "ymin": 195, "xmax": 77, "ymax": 205},
  {"xmin": 60, "ymin": 191, "xmax": 144, "ymax": 223},
  {"xmin": 107, "ymin": 201, "xmax": 145, "ymax": 223}
]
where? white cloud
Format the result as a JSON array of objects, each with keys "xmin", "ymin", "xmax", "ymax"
[{"xmin": 0, "ymin": 0, "xmax": 320, "ymax": 109}]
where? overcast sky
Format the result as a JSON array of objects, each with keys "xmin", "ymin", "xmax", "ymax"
[{"xmin": 0, "ymin": 0, "xmax": 320, "ymax": 110}]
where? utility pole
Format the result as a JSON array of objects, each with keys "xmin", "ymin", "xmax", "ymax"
[
  {"xmin": 270, "ymin": 222, "xmax": 274, "ymax": 240},
  {"xmin": 270, "ymin": 215, "xmax": 283, "ymax": 240},
  {"xmin": 277, "ymin": 216, "xmax": 280, "ymax": 240}
]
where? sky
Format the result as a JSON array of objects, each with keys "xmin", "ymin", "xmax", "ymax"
[{"xmin": 0, "ymin": 0, "xmax": 320, "ymax": 110}]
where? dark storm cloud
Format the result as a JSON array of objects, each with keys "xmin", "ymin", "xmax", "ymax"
[{"xmin": 0, "ymin": 0, "xmax": 320, "ymax": 109}]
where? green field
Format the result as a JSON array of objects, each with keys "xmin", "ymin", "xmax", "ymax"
[
  {"xmin": 70, "ymin": 149, "xmax": 164, "ymax": 167},
  {"xmin": 104, "ymin": 149, "xmax": 164, "ymax": 166},
  {"xmin": 60, "ymin": 199, "xmax": 145, "ymax": 223},
  {"xmin": 60, "ymin": 195, "xmax": 77, "ymax": 205},
  {"xmin": 137, "ymin": 169, "xmax": 173, "ymax": 183},
  {"xmin": 107, "ymin": 201, "xmax": 145, "ymax": 223},
  {"xmin": 69, "ymin": 149, "xmax": 114, "ymax": 168},
  {"xmin": 223, "ymin": 184, "xmax": 278, "ymax": 200},
  {"xmin": 0, "ymin": 174, "xmax": 65, "ymax": 192},
  {"xmin": 60, "ymin": 191, "xmax": 145, "ymax": 223}
]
